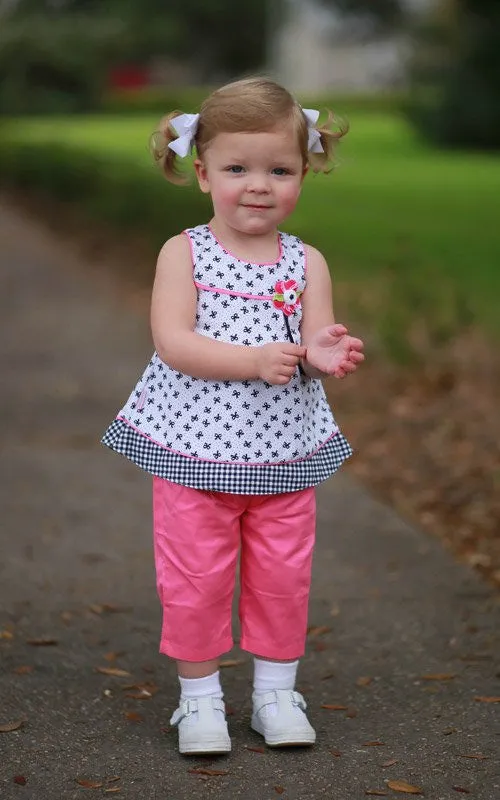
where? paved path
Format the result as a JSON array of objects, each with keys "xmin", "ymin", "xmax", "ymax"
[{"xmin": 0, "ymin": 202, "xmax": 499, "ymax": 800}]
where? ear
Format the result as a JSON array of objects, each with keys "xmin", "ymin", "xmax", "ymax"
[
  {"xmin": 194, "ymin": 159, "xmax": 211, "ymax": 194},
  {"xmin": 301, "ymin": 163, "xmax": 309, "ymax": 183}
]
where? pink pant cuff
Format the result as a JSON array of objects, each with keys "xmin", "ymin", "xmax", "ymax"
[{"xmin": 159, "ymin": 636, "xmax": 234, "ymax": 662}]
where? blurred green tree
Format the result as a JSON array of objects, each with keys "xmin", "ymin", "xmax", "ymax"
[{"xmin": 407, "ymin": 0, "xmax": 500, "ymax": 149}]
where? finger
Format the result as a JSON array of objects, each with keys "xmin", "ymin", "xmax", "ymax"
[
  {"xmin": 340, "ymin": 361, "xmax": 356, "ymax": 373},
  {"xmin": 334, "ymin": 367, "xmax": 346, "ymax": 379},
  {"xmin": 326, "ymin": 324, "xmax": 348, "ymax": 337},
  {"xmin": 282, "ymin": 343, "xmax": 307, "ymax": 358},
  {"xmin": 348, "ymin": 338, "xmax": 364, "ymax": 350},
  {"xmin": 349, "ymin": 351, "xmax": 365, "ymax": 364},
  {"xmin": 281, "ymin": 354, "xmax": 301, "ymax": 367}
]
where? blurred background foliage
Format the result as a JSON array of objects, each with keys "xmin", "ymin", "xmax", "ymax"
[
  {"xmin": 1, "ymin": 0, "xmax": 499, "ymax": 150},
  {"xmin": 407, "ymin": 0, "xmax": 500, "ymax": 149}
]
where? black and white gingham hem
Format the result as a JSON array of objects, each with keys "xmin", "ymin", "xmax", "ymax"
[{"xmin": 101, "ymin": 418, "xmax": 352, "ymax": 495}]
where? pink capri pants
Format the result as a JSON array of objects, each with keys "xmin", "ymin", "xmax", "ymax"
[{"xmin": 153, "ymin": 478, "xmax": 316, "ymax": 662}]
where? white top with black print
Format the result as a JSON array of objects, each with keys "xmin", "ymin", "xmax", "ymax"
[{"xmin": 102, "ymin": 225, "xmax": 352, "ymax": 494}]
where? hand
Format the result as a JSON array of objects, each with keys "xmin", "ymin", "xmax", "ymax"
[
  {"xmin": 305, "ymin": 324, "xmax": 364, "ymax": 379},
  {"xmin": 257, "ymin": 342, "xmax": 307, "ymax": 385}
]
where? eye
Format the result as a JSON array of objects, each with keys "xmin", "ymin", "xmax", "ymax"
[
  {"xmin": 272, "ymin": 167, "xmax": 291, "ymax": 176},
  {"xmin": 226, "ymin": 165, "xmax": 245, "ymax": 174}
]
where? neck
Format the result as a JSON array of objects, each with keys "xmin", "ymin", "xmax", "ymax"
[{"xmin": 209, "ymin": 219, "xmax": 280, "ymax": 263}]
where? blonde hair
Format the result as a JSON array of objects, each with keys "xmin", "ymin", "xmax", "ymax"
[{"xmin": 151, "ymin": 77, "xmax": 348, "ymax": 185}]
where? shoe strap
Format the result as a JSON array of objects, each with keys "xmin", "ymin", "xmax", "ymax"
[
  {"xmin": 254, "ymin": 689, "xmax": 307, "ymax": 713},
  {"xmin": 170, "ymin": 698, "xmax": 198, "ymax": 726},
  {"xmin": 169, "ymin": 696, "xmax": 225, "ymax": 727}
]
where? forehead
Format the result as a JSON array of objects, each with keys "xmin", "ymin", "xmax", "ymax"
[{"xmin": 206, "ymin": 126, "xmax": 302, "ymax": 162}]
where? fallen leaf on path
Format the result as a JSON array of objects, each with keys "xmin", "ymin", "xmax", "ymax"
[
  {"xmin": 443, "ymin": 727, "xmax": 457, "ymax": 736},
  {"xmin": 387, "ymin": 780, "xmax": 423, "ymax": 794},
  {"xmin": 106, "ymin": 778, "xmax": 121, "ymax": 784},
  {"xmin": 121, "ymin": 682, "xmax": 158, "ymax": 696},
  {"xmin": 357, "ymin": 676, "xmax": 373, "ymax": 687},
  {"xmin": 12, "ymin": 665, "xmax": 34, "ymax": 675},
  {"xmin": 363, "ymin": 741, "xmax": 385, "ymax": 747},
  {"xmin": 381, "ymin": 760, "xmax": 398, "ymax": 768},
  {"xmin": 307, "ymin": 625, "xmax": 331, "ymax": 636},
  {"xmin": 474, "ymin": 696, "xmax": 500, "ymax": 703},
  {"xmin": 89, "ymin": 604, "xmax": 131, "ymax": 615},
  {"xmin": 321, "ymin": 704, "xmax": 348, "ymax": 710},
  {"xmin": 274, "ymin": 787, "xmax": 285, "ymax": 795},
  {"xmin": 460, "ymin": 754, "xmax": 488, "ymax": 760},
  {"xmin": 452, "ymin": 788, "xmax": 470, "ymax": 794},
  {"xmin": 104, "ymin": 651, "xmax": 125, "ymax": 663},
  {"xmin": 75, "ymin": 778, "xmax": 104, "ymax": 788},
  {"xmin": 0, "ymin": 630, "xmax": 14, "ymax": 640},
  {"xmin": 13, "ymin": 776, "xmax": 27, "ymax": 785},
  {"xmin": 125, "ymin": 690, "xmax": 153, "ymax": 700},
  {"xmin": 26, "ymin": 638, "xmax": 58, "ymax": 646},
  {"xmin": 219, "ymin": 659, "xmax": 245, "ymax": 668},
  {"xmin": 365, "ymin": 791, "xmax": 387, "ymax": 797},
  {"xmin": 420, "ymin": 673, "xmax": 456, "ymax": 681},
  {"xmin": 95, "ymin": 667, "xmax": 131, "ymax": 678},
  {"xmin": 125, "ymin": 712, "xmax": 143, "ymax": 723},
  {"xmin": 188, "ymin": 768, "xmax": 229, "ymax": 776},
  {"xmin": 346, "ymin": 707, "xmax": 358, "ymax": 718},
  {"xmin": 245, "ymin": 745, "xmax": 265, "ymax": 754},
  {"xmin": 321, "ymin": 672, "xmax": 335, "ymax": 681},
  {"xmin": 0, "ymin": 720, "xmax": 25, "ymax": 733},
  {"xmin": 330, "ymin": 750, "xmax": 342, "ymax": 757}
]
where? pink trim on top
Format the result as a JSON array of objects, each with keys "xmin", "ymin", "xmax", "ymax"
[
  {"xmin": 116, "ymin": 415, "xmax": 339, "ymax": 467},
  {"xmin": 207, "ymin": 224, "xmax": 283, "ymax": 267},
  {"xmin": 194, "ymin": 281, "xmax": 273, "ymax": 301}
]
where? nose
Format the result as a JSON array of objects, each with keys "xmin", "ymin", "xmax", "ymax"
[{"xmin": 247, "ymin": 173, "xmax": 270, "ymax": 193}]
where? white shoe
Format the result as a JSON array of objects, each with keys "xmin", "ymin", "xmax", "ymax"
[
  {"xmin": 169, "ymin": 696, "xmax": 231, "ymax": 755},
  {"xmin": 251, "ymin": 689, "xmax": 316, "ymax": 747}
]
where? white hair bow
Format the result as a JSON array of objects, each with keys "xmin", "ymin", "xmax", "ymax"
[
  {"xmin": 302, "ymin": 108, "xmax": 324, "ymax": 153},
  {"xmin": 167, "ymin": 113, "xmax": 200, "ymax": 157}
]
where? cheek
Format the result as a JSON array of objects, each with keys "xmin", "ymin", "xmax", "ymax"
[
  {"xmin": 212, "ymin": 181, "xmax": 240, "ymax": 210},
  {"xmin": 279, "ymin": 183, "xmax": 302, "ymax": 213}
]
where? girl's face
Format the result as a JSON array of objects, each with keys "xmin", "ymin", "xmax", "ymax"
[{"xmin": 194, "ymin": 125, "xmax": 307, "ymax": 238}]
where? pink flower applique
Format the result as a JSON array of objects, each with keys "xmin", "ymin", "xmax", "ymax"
[{"xmin": 272, "ymin": 279, "xmax": 303, "ymax": 317}]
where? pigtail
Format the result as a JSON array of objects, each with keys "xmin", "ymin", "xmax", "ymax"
[
  {"xmin": 308, "ymin": 110, "xmax": 349, "ymax": 174},
  {"xmin": 150, "ymin": 111, "xmax": 190, "ymax": 185}
]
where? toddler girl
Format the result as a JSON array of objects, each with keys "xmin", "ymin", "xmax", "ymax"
[{"xmin": 102, "ymin": 76, "xmax": 364, "ymax": 755}]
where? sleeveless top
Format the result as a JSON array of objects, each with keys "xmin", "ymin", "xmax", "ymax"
[{"xmin": 101, "ymin": 224, "xmax": 352, "ymax": 494}]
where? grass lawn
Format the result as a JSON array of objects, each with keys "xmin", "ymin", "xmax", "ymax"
[{"xmin": 4, "ymin": 111, "xmax": 500, "ymax": 334}]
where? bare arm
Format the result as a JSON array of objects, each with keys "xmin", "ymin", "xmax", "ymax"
[
  {"xmin": 150, "ymin": 234, "xmax": 305, "ymax": 383},
  {"xmin": 300, "ymin": 245, "xmax": 364, "ymax": 379},
  {"xmin": 300, "ymin": 246, "xmax": 337, "ymax": 378}
]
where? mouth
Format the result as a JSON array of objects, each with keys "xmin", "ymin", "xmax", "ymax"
[{"xmin": 242, "ymin": 204, "xmax": 272, "ymax": 210}]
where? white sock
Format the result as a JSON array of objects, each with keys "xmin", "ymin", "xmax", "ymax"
[
  {"xmin": 178, "ymin": 671, "xmax": 224, "ymax": 724},
  {"xmin": 253, "ymin": 659, "xmax": 299, "ymax": 718}
]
